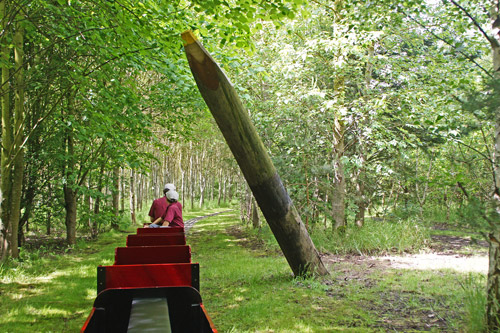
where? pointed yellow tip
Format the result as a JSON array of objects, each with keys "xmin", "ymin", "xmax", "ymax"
[{"xmin": 181, "ymin": 30, "xmax": 197, "ymax": 45}]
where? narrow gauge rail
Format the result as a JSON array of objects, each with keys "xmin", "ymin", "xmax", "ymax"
[{"xmin": 81, "ymin": 226, "xmax": 217, "ymax": 332}]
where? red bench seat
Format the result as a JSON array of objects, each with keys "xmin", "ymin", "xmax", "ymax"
[
  {"xmin": 126, "ymin": 234, "xmax": 186, "ymax": 246},
  {"xmin": 97, "ymin": 263, "xmax": 199, "ymax": 293},
  {"xmin": 137, "ymin": 227, "xmax": 184, "ymax": 234},
  {"xmin": 114, "ymin": 245, "xmax": 191, "ymax": 265}
]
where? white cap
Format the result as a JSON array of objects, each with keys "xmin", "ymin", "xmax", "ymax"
[
  {"xmin": 166, "ymin": 190, "xmax": 179, "ymax": 201},
  {"xmin": 164, "ymin": 183, "xmax": 176, "ymax": 192}
]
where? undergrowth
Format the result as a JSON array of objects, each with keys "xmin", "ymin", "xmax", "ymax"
[
  {"xmin": 313, "ymin": 217, "xmax": 430, "ymax": 255},
  {"xmin": 248, "ymin": 217, "xmax": 430, "ymax": 255}
]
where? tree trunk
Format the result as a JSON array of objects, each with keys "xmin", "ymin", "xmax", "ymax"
[
  {"xmin": 353, "ymin": 153, "xmax": 366, "ymax": 228},
  {"xmin": 354, "ymin": 196, "xmax": 366, "ymax": 228},
  {"xmin": 199, "ymin": 173, "xmax": 205, "ymax": 209},
  {"xmin": 332, "ymin": 117, "xmax": 346, "ymax": 230},
  {"xmin": 19, "ymin": 175, "xmax": 36, "ymax": 247},
  {"xmin": 217, "ymin": 168, "xmax": 222, "ymax": 206},
  {"xmin": 251, "ymin": 197, "xmax": 260, "ymax": 229},
  {"xmin": 64, "ymin": 185, "xmax": 77, "ymax": 245},
  {"xmin": 223, "ymin": 175, "xmax": 228, "ymax": 203},
  {"xmin": 9, "ymin": 22, "xmax": 25, "ymax": 258},
  {"xmin": 487, "ymin": 4, "xmax": 500, "ymax": 329},
  {"xmin": 91, "ymin": 161, "xmax": 105, "ymax": 236},
  {"xmin": 85, "ymin": 178, "xmax": 92, "ymax": 233},
  {"xmin": 179, "ymin": 149, "xmax": 185, "ymax": 208},
  {"xmin": 46, "ymin": 210, "xmax": 51, "ymax": 236},
  {"xmin": 189, "ymin": 142, "xmax": 194, "ymax": 210},
  {"xmin": 120, "ymin": 167, "xmax": 125, "ymax": 212},
  {"xmin": 62, "ymin": 90, "xmax": 78, "ymax": 245},
  {"xmin": 112, "ymin": 166, "xmax": 120, "ymax": 228},
  {"xmin": 46, "ymin": 183, "xmax": 52, "ymax": 235},
  {"xmin": 0, "ymin": 0, "xmax": 11, "ymax": 261},
  {"xmin": 183, "ymin": 31, "xmax": 328, "ymax": 276},
  {"xmin": 129, "ymin": 168, "xmax": 136, "ymax": 225}
]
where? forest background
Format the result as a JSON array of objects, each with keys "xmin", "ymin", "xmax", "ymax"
[{"xmin": 0, "ymin": 0, "xmax": 499, "ymax": 331}]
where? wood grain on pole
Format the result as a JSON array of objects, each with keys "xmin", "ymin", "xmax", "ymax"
[{"xmin": 182, "ymin": 31, "xmax": 328, "ymax": 276}]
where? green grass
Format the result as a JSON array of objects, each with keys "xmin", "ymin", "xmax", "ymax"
[
  {"xmin": 0, "ymin": 208, "xmax": 488, "ymax": 332},
  {"xmin": 0, "ymin": 231, "xmax": 123, "ymax": 332},
  {"xmin": 0, "ymin": 208, "xmax": 224, "ymax": 332},
  {"xmin": 251, "ymin": 217, "xmax": 431, "ymax": 256},
  {"xmin": 460, "ymin": 274, "xmax": 487, "ymax": 331},
  {"xmin": 189, "ymin": 212, "xmax": 484, "ymax": 332}
]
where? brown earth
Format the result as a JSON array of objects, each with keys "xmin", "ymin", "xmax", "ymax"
[{"xmin": 320, "ymin": 233, "xmax": 488, "ymax": 275}]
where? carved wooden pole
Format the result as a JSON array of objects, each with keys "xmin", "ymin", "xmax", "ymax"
[{"xmin": 182, "ymin": 31, "xmax": 328, "ymax": 276}]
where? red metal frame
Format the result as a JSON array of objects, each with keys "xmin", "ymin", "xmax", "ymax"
[{"xmin": 81, "ymin": 287, "xmax": 217, "ymax": 333}]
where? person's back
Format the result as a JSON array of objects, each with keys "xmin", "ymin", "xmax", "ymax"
[
  {"xmin": 149, "ymin": 196, "xmax": 168, "ymax": 221},
  {"xmin": 163, "ymin": 191, "xmax": 183, "ymax": 228},
  {"xmin": 148, "ymin": 183, "xmax": 176, "ymax": 224},
  {"xmin": 164, "ymin": 201, "xmax": 183, "ymax": 228}
]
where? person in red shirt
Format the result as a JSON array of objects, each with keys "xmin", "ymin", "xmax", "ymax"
[
  {"xmin": 147, "ymin": 183, "xmax": 175, "ymax": 227},
  {"xmin": 161, "ymin": 190, "xmax": 183, "ymax": 228}
]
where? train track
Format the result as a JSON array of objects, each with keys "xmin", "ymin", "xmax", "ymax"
[{"xmin": 184, "ymin": 209, "xmax": 234, "ymax": 233}]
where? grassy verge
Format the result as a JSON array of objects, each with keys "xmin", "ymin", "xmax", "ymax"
[
  {"xmin": 0, "ymin": 208, "xmax": 487, "ymax": 332},
  {"xmin": 0, "ymin": 208, "xmax": 223, "ymax": 332},
  {"xmin": 0, "ymin": 230, "xmax": 122, "ymax": 332},
  {"xmin": 250, "ymin": 217, "xmax": 430, "ymax": 256},
  {"xmin": 190, "ymin": 212, "xmax": 485, "ymax": 332}
]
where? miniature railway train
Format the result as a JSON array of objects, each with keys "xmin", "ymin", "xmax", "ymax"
[{"xmin": 81, "ymin": 226, "xmax": 217, "ymax": 332}]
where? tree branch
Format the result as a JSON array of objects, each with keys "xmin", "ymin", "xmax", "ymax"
[
  {"xmin": 445, "ymin": 0, "xmax": 497, "ymax": 47},
  {"xmin": 82, "ymin": 46, "xmax": 158, "ymax": 77},
  {"xmin": 454, "ymin": 138, "xmax": 493, "ymax": 163},
  {"xmin": 405, "ymin": 14, "xmax": 493, "ymax": 78}
]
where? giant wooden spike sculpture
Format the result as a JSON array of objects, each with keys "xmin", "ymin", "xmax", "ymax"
[{"xmin": 182, "ymin": 31, "xmax": 328, "ymax": 276}]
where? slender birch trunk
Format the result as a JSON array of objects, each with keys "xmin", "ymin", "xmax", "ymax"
[
  {"xmin": 332, "ymin": 117, "xmax": 346, "ymax": 230},
  {"xmin": 120, "ymin": 168, "xmax": 125, "ymax": 212},
  {"xmin": 129, "ymin": 169, "xmax": 136, "ymax": 225},
  {"xmin": 487, "ymin": 3, "xmax": 500, "ymax": 329},
  {"xmin": 63, "ymin": 132, "xmax": 77, "ymax": 245},
  {"xmin": 112, "ymin": 167, "xmax": 120, "ymax": 226},
  {"xmin": 9, "ymin": 21, "xmax": 24, "ymax": 258},
  {"xmin": 0, "ymin": 0, "xmax": 11, "ymax": 260}
]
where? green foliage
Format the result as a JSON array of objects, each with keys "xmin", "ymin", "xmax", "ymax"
[{"xmin": 457, "ymin": 198, "xmax": 490, "ymax": 232}]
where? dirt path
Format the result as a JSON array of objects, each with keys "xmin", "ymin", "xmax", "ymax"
[
  {"xmin": 227, "ymin": 224, "xmax": 487, "ymax": 331},
  {"xmin": 321, "ymin": 233, "xmax": 489, "ymax": 274},
  {"xmin": 316, "ymin": 233, "xmax": 488, "ymax": 331}
]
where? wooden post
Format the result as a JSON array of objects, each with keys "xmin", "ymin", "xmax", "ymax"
[{"xmin": 182, "ymin": 31, "xmax": 328, "ymax": 276}]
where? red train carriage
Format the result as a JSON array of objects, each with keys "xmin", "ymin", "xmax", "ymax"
[{"xmin": 81, "ymin": 227, "xmax": 217, "ymax": 333}]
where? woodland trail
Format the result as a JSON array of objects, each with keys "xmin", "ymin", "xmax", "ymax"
[
  {"xmin": 184, "ymin": 210, "xmax": 234, "ymax": 233},
  {"xmin": 321, "ymin": 232, "xmax": 488, "ymax": 274},
  {"xmin": 190, "ymin": 211, "xmax": 488, "ymax": 274}
]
